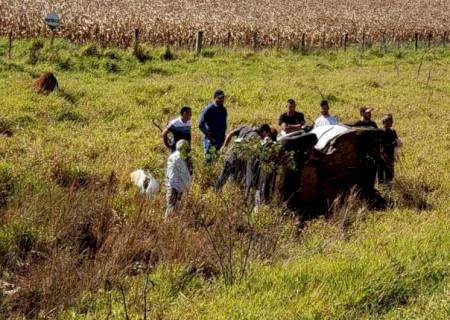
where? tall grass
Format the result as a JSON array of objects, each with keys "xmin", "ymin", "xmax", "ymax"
[{"xmin": 0, "ymin": 39, "xmax": 449, "ymax": 318}]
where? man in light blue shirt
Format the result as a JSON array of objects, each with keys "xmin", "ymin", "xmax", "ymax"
[{"xmin": 314, "ymin": 100, "xmax": 339, "ymax": 127}]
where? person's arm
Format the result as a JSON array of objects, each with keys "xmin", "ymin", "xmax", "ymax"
[
  {"xmin": 224, "ymin": 127, "xmax": 241, "ymax": 148},
  {"xmin": 162, "ymin": 127, "xmax": 172, "ymax": 149},
  {"xmin": 198, "ymin": 106, "xmax": 210, "ymax": 137}
]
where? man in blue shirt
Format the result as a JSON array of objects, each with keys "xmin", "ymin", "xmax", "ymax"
[{"xmin": 198, "ymin": 90, "xmax": 228, "ymax": 162}]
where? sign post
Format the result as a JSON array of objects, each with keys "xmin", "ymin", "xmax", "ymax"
[{"xmin": 44, "ymin": 12, "xmax": 61, "ymax": 48}]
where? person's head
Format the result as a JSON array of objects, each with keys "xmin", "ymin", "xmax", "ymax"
[
  {"xmin": 214, "ymin": 90, "xmax": 225, "ymax": 106},
  {"xmin": 256, "ymin": 124, "xmax": 271, "ymax": 139},
  {"xmin": 180, "ymin": 106, "xmax": 192, "ymax": 122},
  {"xmin": 175, "ymin": 139, "xmax": 191, "ymax": 158},
  {"xmin": 320, "ymin": 100, "xmax": 329, "ymax": 116},
  {"xmin": 360, "ymin": 106, "xmax": 373, "ymax": 121},
  {"xmin": 269, "ymin": 127, "xmax": 278, "ymax": 141},
  {"xmin": 382, "ymin": 114, "xmax": 393, "ymax": 129},
  {"xmin": 287, "ymin": 99, "xmax": 296, "ymax": 114}
]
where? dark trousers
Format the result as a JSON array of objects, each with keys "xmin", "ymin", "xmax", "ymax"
[{"xmin": 378, "ymin": 160, "xmax": 394, "ymax": 184}]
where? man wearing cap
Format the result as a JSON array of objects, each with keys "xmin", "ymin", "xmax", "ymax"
[
  {"xmin": 353, "ymin": 107, "xmax": 378, "ymax": 128},
  {"xmin": 162, "ymin": 106, "xmax": 192, "ymax": 153},
  {"xmin": 314, "ymin": 100, "xmax": 339, "ymax": 127},
  {"xmin": 199, "ymin": 90, "xmax": 228, "ymax": 162}
]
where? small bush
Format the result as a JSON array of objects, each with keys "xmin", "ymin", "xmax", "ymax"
[
  {"xmin": 103, "ymin": 60, "xmax": 119, "ymax": 73},
  {"xmin": 28, "ymin": 40, "xmax": 44, "ymax": 65},
  {"xmin": 201, "ymin": 49, "xmax": 215, "ymax": 58},
  {"xmin": 0, "ymin": 118, "xmax": 14, "ymax": 136},
  {"xmin": 80, "ymin": 43, "xmax": 100, "ymax": 57},
  {"xmin": 133, "ymin": 45, "xmax": 151, "ymax": 63},
  {"xmin": 161, "ymin": 46, "xmax": 174, "ymax": 61},
  {"xmin": 57, "ymin": 56, "xmax": 74, "ymax": 71},
  {"xmin": 103, "ymin": 49, "xmax": 121, "ymax": 60}
]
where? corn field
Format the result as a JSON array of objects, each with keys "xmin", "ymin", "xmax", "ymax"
[{"xmin": 1, "ymin": 0, "xmax": 450, "ymax": 49}]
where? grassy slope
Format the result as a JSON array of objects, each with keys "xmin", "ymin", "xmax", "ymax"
[{"xmin": 0, "ymin": 40, "xmax": 449, "ymax": 319}]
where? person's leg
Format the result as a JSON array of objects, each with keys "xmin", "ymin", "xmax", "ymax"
[
  {"xmin": 385, "ymin": 161, "xmax": 395, "ymax": 189},
  {"xmin": 215, "ymin": 159, "xmax": 233, "ymax": 191},
  {"xmin": 377, "ymin": 163, "xmax": 386, "ymax": 185},
  {"xmin": 165, "ymin": 187, "xmax": 179, "ymax": 218},
  {"xmin": 203, "ymin": 137, "xmax": 218, "ymax": 164}
]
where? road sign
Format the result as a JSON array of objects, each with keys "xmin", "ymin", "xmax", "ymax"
[{"xmin": 44, "ymin": 12, "xmax": 60, "ymax": 30}]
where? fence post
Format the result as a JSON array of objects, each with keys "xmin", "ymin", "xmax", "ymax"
[
  {"xmin": 301, "ymin": 33, "xmax": 306, "ymax": 52},
  {"xmin": 443, "ymin": 31, "xmax": 447, "ymax": 47},
  {"xmin": 361, "ymin": 33, "xmax": 366, "ymax": 50},
  {"xmin": 415, "ymin": 32, "xmax": 419, "ymax": 51},
  {"xmin": 50, "ymin": 30, "xmax": 55, "ymax": 48},
  {"xmin": 276, "ymin": 30, "xmax": 280, "ymax": 49},
  {"xmin": 344, "ymin": 33, "xmax": 348, "ymax": 51},
  {"xmin": 252, "ymin": 31, "xmax": 258, "ymax": 51},
  {"xmin": 133, "ymin": 28, "xmax": 140, "ymax": 53},
  {"xmin": 195, "ymin": 31, "xmax": 203, "ymax": 54},
  {"xmin": 8, "ymin": 31, "xmax": 13, "ymax": 59},
  {"xmin": 227, "ymin": 31, "xmax": 231, "ymax": 48},
  {"xmin": 428, "ymin": 32, "xmax": 432, "ymax": 48}
]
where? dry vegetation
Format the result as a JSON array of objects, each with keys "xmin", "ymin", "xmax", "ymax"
[{"xmin": 1, "ymin": 0, "xmax": 450, "ymax": 48}]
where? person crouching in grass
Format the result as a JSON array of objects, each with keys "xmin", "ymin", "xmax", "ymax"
[
  {"xmin": 165, "ymin": 140, "xmax": 192, "ymax": 218},
  {"xmin": 378, "ymin": 114, "xmax": 399, "ymax": 188}
]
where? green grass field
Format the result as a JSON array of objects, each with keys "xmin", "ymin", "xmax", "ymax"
[{"xmin": 0, "ymin": 39, "xmax": 449, "ymax": 319}]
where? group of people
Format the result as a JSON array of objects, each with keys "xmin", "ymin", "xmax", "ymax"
[{"xmin": 161, "ymin": 89, "xmax": 400, "ymax": 217}]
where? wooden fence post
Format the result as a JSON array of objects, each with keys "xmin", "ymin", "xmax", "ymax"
[
  {"xmin": 195, "ymin": 31, "xmax": 203, "ymax": 54},
  {"xmin": 443, "ymin": 31, "xmax": 447, "ymax": 47},
  {"xmin": 133, "ymin": 28, "xmax": 140, "ymax": 52},
  {"xmin": 301, "ymin": 33, "xmax": 306, "ymax": 52},
  {"xmin": 344, "ymin": 33, "xmax": 348, "ymax": 51},
  {"xmin": 50, "ymin": 29, "xmax": 56, "ymax": 48},
  {"xmin": 415, "ymin": 32, "xmax": 419, "ymax": 51},
  {"xmin": 428, "ymin": 32, "xmax": 432, "ymax": 48},
  {"xmin": 227, "ymin": 31, "xmax": 231, "ymax": 48},
  {"xmin": 252, "ymin": 31, "xmax": 258, "ymax": 51},
  {"xmin": 361, "ymin": 33, "xmax": 366, "ymax": 50},
  {"xmin": 8, "ymin": 31, "xmax": 13, "ymax": 59}
]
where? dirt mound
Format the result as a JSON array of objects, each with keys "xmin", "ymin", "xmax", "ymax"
[{"xmin": 34, "ymin": 73, "xmax": 58, "ymax": 94}]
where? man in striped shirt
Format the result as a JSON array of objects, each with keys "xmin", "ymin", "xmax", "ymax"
[{"xmin": 162, "ymin": 106, "xmax": 192, "ymax": 153}]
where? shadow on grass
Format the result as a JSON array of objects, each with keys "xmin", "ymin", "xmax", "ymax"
[{"xmin": 386, "ymin": 176, "xmax": 434, "ymax": 211}]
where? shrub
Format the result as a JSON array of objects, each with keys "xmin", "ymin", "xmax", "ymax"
[
  {"xmin": 161, "ymin": 46, "xmax": 174, "ymax": 61},
  {"xmin": 28, "ymin": 39, "xmax": 44, "ymax": 65},
  {"xmin": 80, "ymin": 43, "xmax": 100, "ymax": 57},
  {"xmin": 0, "ymin": 118, "xmax": 14, "ymax": 137},
  {"xmin": 104, "ymin": 60, "xmax": 119, "ymax": 73}
]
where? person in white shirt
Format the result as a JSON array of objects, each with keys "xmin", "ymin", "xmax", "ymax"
[
  {"xmin": 314, "ymin": 100, "xmax": 339, "ymax": 127},
  {"xmin": 165, "ymin": 139, "xmax": 192, "ymax": 218}
]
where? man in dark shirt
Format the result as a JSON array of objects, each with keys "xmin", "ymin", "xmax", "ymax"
[
  {"xmin": 378, "ymin": 114, "xmax": 399, "ymax": 185},
  {"xmin": 215, "ymin": 124, "xmax": 271, "ymax": 191},
  {"xmin": 353, "ymin": 107, "xmax": 378, "ymax": 128},
  {"xmin": 199, "ymin": 90, "xmax": 228, "ymax": 163},
  {"xmin": 278, "ymin": 99, "xmax": 305, "ymax": 134}
]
